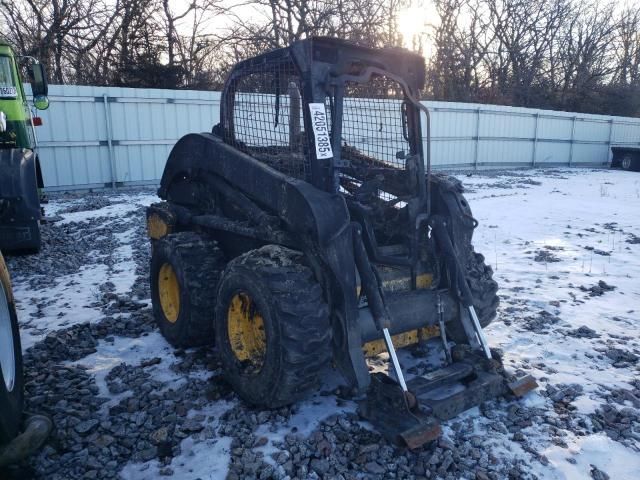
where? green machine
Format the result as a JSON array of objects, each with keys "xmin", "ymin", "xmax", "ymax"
[{"xmin": 0, "ymin": 41, "xmax": 49, "ymax": 252}]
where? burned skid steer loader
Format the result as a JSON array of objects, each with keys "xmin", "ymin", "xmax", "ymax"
[{"xmin": 147, "ymin": 37, "xmax": 536, "ymax": 447}]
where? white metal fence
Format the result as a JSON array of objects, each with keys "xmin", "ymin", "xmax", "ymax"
[{"xmin": 28, "ymin": 85, "xmax": 640, "ymax": 191}]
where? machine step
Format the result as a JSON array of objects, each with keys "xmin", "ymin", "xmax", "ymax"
[
  {"xmin": 407, "ymin": 363, "xmax": 474, "ymax": 395},
  {"xmin": 414, "ymin": 371, "xmax": 506, "ymax": 421}
]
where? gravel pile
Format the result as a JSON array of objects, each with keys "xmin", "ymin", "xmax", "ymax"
[{"xmin": 522, "ymin": 310, "xmax": 561, "ymax": 332}]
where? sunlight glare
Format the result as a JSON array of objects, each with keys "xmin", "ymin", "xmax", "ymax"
[{"xmin": 397, "ymin": 5, "xmax": 428, "ymax": 48}]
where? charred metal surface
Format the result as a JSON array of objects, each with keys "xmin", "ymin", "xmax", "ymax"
[
  {"xmin": 362, "ymin": 344, "xmax": 538, "ymax": 445},
  {"xmin": 408, "ymin": 363, "xmax": 474, "ymax": 394},
  {"xmin": 358, "ymin": 290, "xmax": 457, "ymax": 343},
  {"xmin": 413, "ymin": 371, "xmax": 506, "ymax": 421},
  {"xmin": 191, "ymin": 214, "xmax": 298, "ymax": 247}
]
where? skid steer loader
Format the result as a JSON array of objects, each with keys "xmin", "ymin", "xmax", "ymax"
[{"xmin": 147, "ymin": 37, "xmax": 536, "ymax": 447}]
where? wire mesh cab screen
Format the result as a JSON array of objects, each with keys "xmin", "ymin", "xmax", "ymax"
[
  {"xmin": 336, "ymin": 74, "xmax": 416, "ymax": 204},
  {"xmin": 231, "ymin": 62, "xmax": 308, "ymax": 180},
  {"xmin": 340, "ymin": 75, "xmax": 412, "ymax": 171}
]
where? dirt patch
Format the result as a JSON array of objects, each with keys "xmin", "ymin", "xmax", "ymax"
[
  {"xmin": 627, "ymin": 233, "xmax": 640, "ymax": 244},
  {"xmin": 584, "ymin": 246, "xmax": 611, "ymax": 256},
  {"xmin": 579, "ymin": 281, "xmax": 616, "ymax": 297},
  {"xmin": 534, "ymin": 246, "xmax": 563, "ymax": 263}
]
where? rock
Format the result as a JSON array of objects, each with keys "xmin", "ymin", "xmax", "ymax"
[
  {"xmin": 590, "ymin": 465, "xmax": 610, "ymax": 480},
  {"xmin": 438, "ymin": 438, "xmax": 454, "ymax": 450},
  {"xmin": 95, "ymin": 434, "xmax": 115, "ymax": 448},
  {"xmin": 567, "ymin": 326, "xmax": 600, "ymax": 339},
  {"xmin": 254, "ymin": 436, "xmax": 268, "ymax": 447},
  {"xmin": 75, "ymin": 419, "xmax": 99, "ymax": 435},
  {"xmin": 605, "ymin": 348, "xmax": 638, "ymax": 364},
  {"xmin": 150, "ymin": 427, "xmax": 169, "ymax": 444},
  {"xmin": 365, "ymin": 462, "xmax": 386, "ymax": 474},
  {"xmin": 476, "ymin": 470, "xmax": 490, "ymax": 480},
  {"xmin": 181, "ymin": 419, "xmax": 204, "ymax": 433},
  {"xmin": 275, "ymin": 451, "xmax": 290, "ymax": 465},
  {"xmin": 580, "ymin": 281, "xmax": 615, "ymax": 297},
  {"xmin": 358, "ymin": 443, "xmax": 379, "ymax": 454},
  {"xmin": 310, "ymin": 458, "xmax": 330, "ymax": 475},
  {"xmin": 140, "ymin": 357, "xmax": 162, "ymax": 368},
  {"xmin": 138, "ymin": 447, "xmax": 157, "ymax": 462},
  {"xmin": 316, "ymin": 439, "xmax": 332, "ymax": 457},
  {"xmin": 534, "ymin": 249, "xmax": 561, "ymax": 263}
]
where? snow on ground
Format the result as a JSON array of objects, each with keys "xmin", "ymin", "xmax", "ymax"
[
  {"xmin": 458, "ymin": 169, "xmax": 640, "ymax": 478},
  {"xmin": 3, "ymin": 168, "xmax": 639, "ymax": 480},
  {"xmin": 10, "ymin": 193, "xmax": 156, "ymax": 350}
]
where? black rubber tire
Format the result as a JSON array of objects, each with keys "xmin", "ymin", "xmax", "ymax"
[
  {"xmin": 446, "ymin": 251, "xmax": 499, "ymax": 344},
  {"xmin": 0, "ymin": 253, "xmax": 24, "ymax": 444},
  {"xmin": 621, "ymin": 154, "xmax": 634, "ymax": 171},
  {"xmin": 215, "ymin": 245, "xmax": 331, "ymax": 409},
  {"xmin": 151, "ymin": 232, "xmax": 226, "ymax": 348}
]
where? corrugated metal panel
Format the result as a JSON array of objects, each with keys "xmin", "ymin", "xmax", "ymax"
[
  {"xmin": 24, "ymin": 84, "xmax": 640, "ymax": 190},
  {"xmin": 29, "ymin": 84, "xmax": 220, "ymax": 189}
]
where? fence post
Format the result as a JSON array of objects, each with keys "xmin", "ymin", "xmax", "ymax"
[
  {"xmin": 568, "ymin": 116, "xmax": 576, "ymax": 167},
  {"xmin": 531, "ymin": 113, "xmax": 539, "ymax": 167},
  {"xmin": 103, "ymin": 93, "xmax": 117, "ymax": 189},
  {"xmin": 473, "ymin": 108, "xmax": 480, "ymax": 169},
  {"xmin": 606, "ymin": 118, "xmax": 614, "ymax": 166}
]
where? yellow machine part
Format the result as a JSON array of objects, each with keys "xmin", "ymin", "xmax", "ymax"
[
  {"xmin": 357, "ymin": 273, "xmax": 433, "ymax": 297},
  {"xmin": 363, "ymin": 326, "xmax": 439, "ymax": 357},
  {"xmin": 227, "ymin": 293, "xmax": 266, "ymax": 366},
  {"xmin": 0, "ymin": 253, "xmax": 14, "ymax": 303},
  {"xmin": 361, "ymin": 273, "xmax": 437, "ymax": 357},
  {"xmin": 147, "ymin": 213, "xmax": 172, "ymax": 240},
  {"xmin": 385, "ymin": 272, "xmax": 433, "ymax": 291},
  {"xmin": 158, "ymin": 263, "xmax": 180, "ymax": 323}
]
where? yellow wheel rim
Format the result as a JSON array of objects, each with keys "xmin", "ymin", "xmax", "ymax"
[
  {"xmin": 227, "ymin": 292, "xmax": 266, "ymax": 372},
  {"xmin": 158, "ymin": 263, "xmax": 180, "ymax": 323}
]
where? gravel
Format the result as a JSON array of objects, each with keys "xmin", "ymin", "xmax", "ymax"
[
  {"xmin": 2, "ymin": 177, "xmax": 638, "ymax": 480},
  {"xmin": 580, "ymin": 281, "xmax": 616, "ymax": 297}
]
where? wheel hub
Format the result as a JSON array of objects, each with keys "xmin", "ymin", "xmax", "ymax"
[
  {"xmin": 158, "ymin": 263, "xmax": 180, "ymax": 323},
  {"xmin": 0, "ymin": 281, "xmax": 16, "ymax": 392},
  {"xmin": 227, "ymin": 292, "xmax": 266, "ymax": 373}
]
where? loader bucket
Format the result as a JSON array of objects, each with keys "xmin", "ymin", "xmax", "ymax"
[{"xmin": 359, "ymin": 350, "xmax": 538, "ymax": 448}]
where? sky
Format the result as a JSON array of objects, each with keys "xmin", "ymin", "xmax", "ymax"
[
  {"xmin": 169, "ymin": 0, "xmax": 438, "ymax": 50},
  {"xmin": 170, "ymin": 0, "xmax": 634, "ymax": 57}
]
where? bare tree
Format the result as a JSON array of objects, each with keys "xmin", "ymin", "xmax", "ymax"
[
  {"xmin": 613, "ymin": 5, "xmax": 640, "ymax": 86},
  {"xmin": 0, "ymin": 0, "xmax": 118, "ymax": 83},
  {"xmin": 484, "ymin": 0, "xmax": 571, "ymax": 106},
  {"xmin": 428, "ymin": 0, "xmax": 494, "ymax": 101},
  {"xmin": 554, "ymin": 2, "xmax": 618, "ymax": 111},
  {"xmin": 1, "ymin": 0, "xmax": 639, "ymax": 116}
]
